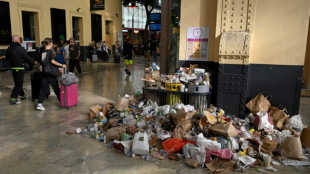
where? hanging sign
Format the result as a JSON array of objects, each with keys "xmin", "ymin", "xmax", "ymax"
[
  {"xmin": 186, "ymin": 27, "xmax": 209, "ymax": 61},
  {"xmin": 90, "ymin": 0, "xmax": 105, "ymax": 10}
]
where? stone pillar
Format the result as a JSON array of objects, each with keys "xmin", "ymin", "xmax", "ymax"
[{"xmin": 160, "ymin": 0, "xmax": 171, "ymax": 74}]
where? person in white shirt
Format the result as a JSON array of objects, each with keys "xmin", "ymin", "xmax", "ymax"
[
  {"xmin": 96, "ymin": 40, "xmax": 103, "ymax": 61},
  {"xmin": 63, "ymin": 41, "xmax": 70, "ymax": 65},
  {"xmin": 102, "ymin": 41, "xmax": 110, "ymax": 60}
]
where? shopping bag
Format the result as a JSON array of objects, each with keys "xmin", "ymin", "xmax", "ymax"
[
  {"xmin": 208, "ymin": 122, "xmax": 238, "ymax": 137},
  {"xmin": 268, "ymin": 106, "xmax": 289, "ymax": 129},
  {"xmin": 261, "ymin": 137, "xmax": 278, "ymax": 156},
  {"xmin": 301, "ymin": 126, "xmax": 310, "ymax": 148},
  {"xmin": 115, "ymin": 97, "xmax": 129, "ymax": 111},
  {"xmin": 132, "ymin": 131, "xmax": 149, "ymax": 155},
  {"xmin": 105, "ymin": 125, "xmax": 127, "ymax": 142},
  {"xmin": 254, "ymin": 111, "xmax": 274, "ymax": 131},
  {"xmin": 281, "ymin": 136, "xmax": 303, "ymax": 160},
  {"xmin": 246, "ymin": 93, "xmax": 271, "ymax": 114},
  {"xmin": 172, "ymin": 109, "xmax": 194, "ymax": 139}
]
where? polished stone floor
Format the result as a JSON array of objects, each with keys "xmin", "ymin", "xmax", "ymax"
[{"xmin": 0, "ymin": 57, "xmax": 309, "ymax": 174}]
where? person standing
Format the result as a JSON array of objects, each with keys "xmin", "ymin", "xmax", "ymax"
[
  {"xmin": 88, "ymin": 41, "xmax": 96, "ymax": 61},
  {"xmin": 56, "ymin": 45, "xmax": 65, "ymax": 64},
  {"xmin": 150, "ymin": 38, "xmax": 157, "ymax": 63},
  {"xmin": 68, "ymin": 37, "xmax": 81, "ymax": 74},
  {"xmin": 63, "ymin": 40, "xmax": 70, "ymax": 66},
  {"xmin": 96, "ymin": 40, "xmax": 103, "ymax": 61},
  {"xmin": 143, "ymin": 40, "xmax": 150, "ymax": 63},
  {"xmin": 123, "ymin": 38, "xmax": 134, "ymax": 75},
  {"xmin": 102, "ymin": 41, "xmax": 109, "ymax": 61},
  {"xmin": 36, "ymin": 38, "xmax": 66, "ymax": 111},
  {"xmin": 114, "ymin": 40, "xmax": 121, "ymax": 63},
  {"xmin": 6, "ymin": 35, "xmax": 35, "ymax": 104}
]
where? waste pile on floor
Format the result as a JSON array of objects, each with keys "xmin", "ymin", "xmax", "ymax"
[{"xmin": 75, "ymin": 92, "xmax": 310, "ymax": 173}]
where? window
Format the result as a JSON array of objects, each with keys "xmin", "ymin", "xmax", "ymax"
[
  {"xmin": 22, "ymin": 11, "xmax": 35, "ymax": 41},
  {"xmin": 0, "ymin": 1, "xmax": 12, "ymax": 45},
  {"xmin": 106, "ymin": 21, "xmax": 111, "ymax": 35}
]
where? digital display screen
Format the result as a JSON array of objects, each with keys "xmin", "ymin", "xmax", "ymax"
[
  {"xmin": 150, "ymin": 13, "xmax": 161, "ymax": 21},
  {"xmin": 150, "ymin": 23, "xmax": 161, "ymax": 31}
]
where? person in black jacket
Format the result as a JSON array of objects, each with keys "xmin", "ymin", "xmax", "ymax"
[{"xmin": 6, "ymin": 35, "xmax": 35, "ymax": 104}]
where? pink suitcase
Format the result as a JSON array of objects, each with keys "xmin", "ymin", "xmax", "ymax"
[{"xmin": 60, "ymin": 83, "xmax": 78, "ymax": 109}]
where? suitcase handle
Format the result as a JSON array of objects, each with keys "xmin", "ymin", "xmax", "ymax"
[{"xmin": 62, "ymin": 67, "xmax": 67, "ymax": 75}]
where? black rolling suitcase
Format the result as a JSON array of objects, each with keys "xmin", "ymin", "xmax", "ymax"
[
  {"xmin": 114, "ymin": 55, "xmax": 120, "ymax": 63},
  {"xmin": 31, "ymin": 72, "xmax": 49, "ymax": 101}
]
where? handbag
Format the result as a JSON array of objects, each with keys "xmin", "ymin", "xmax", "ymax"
[
  {"xmin": 23, "ymin": 61, "xmax": 33, "ymax": 71},
  {"xmin": 42, "ymin": 51, "xmax": 59, "ymax": 77}
]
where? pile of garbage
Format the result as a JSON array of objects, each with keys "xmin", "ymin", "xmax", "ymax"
[
  {"xmin": 141, "ymin": 63, "xmax": 210, "ymax": 92},
  {"xmin": 76, "ymin": 92, "xmax": 310, "ymax": 173}
]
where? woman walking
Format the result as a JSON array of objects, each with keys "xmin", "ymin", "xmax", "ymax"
[{"xmin": 36, "ymin": 38, "xmax": 66, "ymax": 111}]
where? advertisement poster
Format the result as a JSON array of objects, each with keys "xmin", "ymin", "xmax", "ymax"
[{"xmin": 186, "ymin": 27, "xmax": 209, "ymax": 61}]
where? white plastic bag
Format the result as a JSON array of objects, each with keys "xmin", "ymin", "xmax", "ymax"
[
  {"xmin": 142, "ymin": 101, "xmax": 159, "ymax": 117},
  {"xmin": 137, "ymin": 120, "xmax": 146, "ymax": 128},
  {"xmin": 275, "ymin": 130, "xmax": 292, "ymax": 145},
  {"xmin": 156, "ymin": 128, "xmax": 171, "ymax": 140},
  {"xmin": 183, "ymin": 143, "xmax": 196, "ymax": 159},
  {"xmin": 196, "ymin": 133, "xmax": 221, "ymax": 151},
  {"xmin": 228, "ymin": 137, "xmax": 240, "ymax": 151},
  {"xmin": 189, "ymin": 146, "xmax": 206, "ymax": 165},
  {"xmin": 257, "ymin": 111, "xmax": 274, "ymax": 131},
  {"xmin": 285, "ymin": 115, "xmax": 304, "ymax": 131},
  {"xmin": 132, "ymin": 131, "xmax": 149, "ymax": 155},
  {"xmin": 113, "ymin": 140, "xmax": 132, "ymax": 154},
  {"xmin": 159, "ymin": 105, "xmax": 170, "ymax": 115}
]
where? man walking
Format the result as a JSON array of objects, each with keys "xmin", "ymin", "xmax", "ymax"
[
  {"xmin": 6, "ymin": 35, "xmax": 35, "ymax": 104},
  {"xmin": 123, "ymin": 38, "xmax": 134, "ymax": 75},
  {"xmin": 68, "ymin": 37, "xmax": 81, "ymax": 74}
]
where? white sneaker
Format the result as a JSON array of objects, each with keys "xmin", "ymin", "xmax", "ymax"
[{"xmin": 36, "ymin": 105, "xmax": 45, "ymax": 111}]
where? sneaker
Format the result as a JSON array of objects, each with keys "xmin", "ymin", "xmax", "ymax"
[
  {"xmin": 127, "ymin": 71, "xmax": 131, "ymax": 75},
  {"xmin": 36, "ymin": 105, "xmax": 45, "ymax": 111},
  {"xmin": 124, "ymin": 69, "xmax": 128, "ymax": 73},
  {"xmin": 10, "ymin": 98, "xmax": 21, "ymax": 105},
  {"xmin": 21, "ymin": 94, "xmax": 27, "ymax": 100}
]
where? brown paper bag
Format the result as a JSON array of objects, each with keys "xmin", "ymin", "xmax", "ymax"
[
  {"xmin": 103, "ymin": 118, "xmax": 119, "ymax": 131},
  {"xmin": 281, "ymin": 136, "xmax": 303, "ymax": 160},
  {"xmin": 115, "ymin": 97, "xmax": 129, "ymax": 111},
  {"xmin": 301, "ymin": 126, "xmax": 310, "ymax": 148},
  {"xmin": 105, "ymin": 125, "xmax": 127, "ymax": 142},
  {"xmin": 88, "ymin": 104, "xmax": 103, "ymax": 120},
  {"xmin": 246, "ymin": 93, "xmax": 270, "ymax": 114},
  {"xmin": 203, "ymin": 110, "xmax": 217, "ymax": 124},
  {"xmin": 102, "ymin": 102, "xmax": 114, "ymax": 116},
  {"xmin": 172, "ymin": 109, "xmax": 194, "ymax": 139},
  {"xmin": 128, "ymin": 95, "xmax": 138, "ymax": 105},
  {"xmin": 149, "ymin": 134, "xmax": 158, "ymax": 148},
  {"xmin": 185, "ymin": 159, "xmax": 199, "ymax": 168},
  {"xmin": 261, "ymin": 137, "xmax": 278, "ymax": 156},
  {"xmin": 208, "ymin": 122, "xmax": 238, "ymax": 137},
  {"xmin": 268, "ymin": 107, "xmax": 289, "ymax": 129},
  {"xmin": 206, "ymin": 158, "xmax": 236, "ymax": 174}
]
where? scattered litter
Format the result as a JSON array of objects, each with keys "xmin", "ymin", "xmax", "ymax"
[
  {"xmin": 281, "ymin": 159, "xmax": 310, "ymax": 166},
  {"xmin": 78, "ymin": 70, "xmax": 310, "ymax": 173}
]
